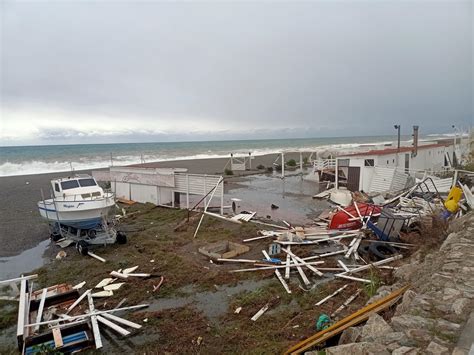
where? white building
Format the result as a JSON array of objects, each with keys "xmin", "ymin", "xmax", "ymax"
[{"xmin": 335, "ymin": 142, "xmax": 455, "ymax": 193}]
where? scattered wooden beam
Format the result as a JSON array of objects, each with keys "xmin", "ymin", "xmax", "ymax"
[
  {"xmin": 337, "ymin": 260, "xmax": 350, "ymax": 273},
  {"xmin": 88, "ymin": 251, "xmax": 106, "ymax": 263},
  {"xmin": 331, "ymin": 289, "xmax": 362, "ymax": 318},
  {"xmin": 66, "ymin": 289, "xmax": 91, "ymax": 315},
  {"xmin": 285, "ymin": 285, "xmax": 411, "ymax": 354},
  {"xmin": 0, "ymin": 274, "xmax": 38, "ymax": 286},
  {"xmin": 97, "ymin": 315, "xmax": 130, "ymax": 336},
  {"xmin": 262, "ymin": 250, "xmax": 291, "ymax": 294},
  {"xmin": 229, "ymin": 261, "xmax": 324, "ymax": 273},
  {"xmin": 52, "ymin": 327, "xmax": 63, "ymax": 348},
  {"xmin": 281, "ymin": 248, "xmax": 323, "ymax": 277},
  {"xmin": 33, "ymin": 288, "xmax": 48, "ymax": 333},
  {"xmin": 251, "ymin": 304, "xmax": 269, "ymax": 321},
  {"xmin": 290, "ymin": 255, "xmax": 311, "ymax": 286},
  {"xmin": 334, "ymin": 274, "xmax": 371, "ymax": 283},
  {"xmin": 87, "ymin": 293, "xmax": 103, "ymax": 349},
  {"xmin": 315, "ymin": 285, "xmax": 348, "ymax": 306},
  {"xmin": 26, "ymin": 304, "xmax": 149, "ymax": 328},
  {"xmin": 102, "ymin": 313, "xmax": 142, "ymax": 329}
]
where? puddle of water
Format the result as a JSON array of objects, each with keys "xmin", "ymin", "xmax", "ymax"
[
  {"xmin": 0, "ymin": 239, "xmax": 50, "ymax": 280},
  {"xmin": 147, "ymin": 279, "xmax": 271, "ymax": 322},
  {"xmin": 225, "ymin": 174, "xmax": 331, "ymax": 225}
]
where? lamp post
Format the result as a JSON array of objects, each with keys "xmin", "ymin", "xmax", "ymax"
[{"xmin": 394, "ymin": 124, "xmax": 401, "ymax": 167}]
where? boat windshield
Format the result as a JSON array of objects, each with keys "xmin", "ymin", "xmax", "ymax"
[
  {"xmin": 61, "ymin": 180, "xmax": 80, "ymax": 190},
  {"xmin": 78, "ymin": 178, "xmax": 97, "ymax": 187}
]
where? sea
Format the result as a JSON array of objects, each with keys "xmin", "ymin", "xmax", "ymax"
[{"xmin": 0, "ymin": 134, "xmax": 433, "ymax": 177}]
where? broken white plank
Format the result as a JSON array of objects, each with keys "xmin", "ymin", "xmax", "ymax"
[
  {"xmin": 72, "ymin": 281, "xmax": 86, "ymax": 290},
  {"xmin": 123, "ymin": 266, "xmax": 139, "ymax": 274},
  {"xmin": 249, "ymin": 220, "xmax": 288, "ymax": 229},
  {"xmin": 290, "ymin": 255, "xmax": 311, "ymax": 286},
  {"xmin": 302, "ymin": 250, "xmax": 346, "ymax": 261},
  {"xmin": 315, "ymin": 284, "xmax": 349, "ymax": 306},
  {"xmin": 95, "ymin": 278, "xmax": 114, "ymax": 289},
  {"xmin": 284, "ymin": 253, "xmax": 291, "ymax": 279},
  {"xmin": 66, "ymin": 289, "xmax": 91, "ymax": 314},
  {"xmin": 87, "ymin": 293, "xmax": 103, "ymax": 349},
  {"xmin": 251, "ymin": 304, "xmax": 269, "ymax": 321},
  {"xmin": 336, "ymin": 255, "xmax": 403, "ymax": 276},
  {"xmin": 281, "ymin": 248, "xmax": 324, "ymax": 277},
  {"xmin": 104, "ymin": 283, "xmax": 125, "ymax": 291},
  {"xmin": 262, "ymin": 250, "xmax": 291, "ymax": 294},
  {"xmin": 102, "ymin": 313, "xmax": 142, "ymax": 329},
  {"xmin": 243, "ymin": 234, "xmax": 277, "ymax": 243},
  {"xmin": 16, "ymin": 278, "xmax": 27, "ymax": 339},
  {"xmin": 234, "ymin": 307, "xmax": 242, "ymax": 314},
  {"xmin": 52, "ymin": 327, "xmax": 63, "ymax": 348},
  {"xmin": 97, "ymin": 315, "xmax": 131, "ymax": 336},
  {"xmin": 0, "ymin": 274, "xmax": 38, "ymax": 286},
  {"xmin": 335, "ymin": 274, "xmax": 371, "ymax": 283},
  {"xmin": 282, "ymin": 220, "xmax": 291, "ymax": 228},
  {"xmin": 110, "ymin": 271, "xmax": 129, "ymax": 279},
  {"xmin": 92, "ymin": 290, "xmax": 114, "ymax": 298},
  {"xmin": 217, "ymin": 258, "xmax": 259, "ymax": 263},
  {"xmin": 337, "ymin": 260, "xmax": 350, "ymax": 272},
  {"xmin": 331, "ymin": 289, "xmax": 362, "ymax": 318},
  {"xmin": 229, "ymin": 261, "xmax": 324, "ymax": 273},
  {"xmin": 275, "ymin": 234, "xmax": 356, "ymax": 245},
  {"xmin": 33, "ymin": 288, "xmax": 48, "ymax": 332},
  {"xmin": 204, "ymin": 211, "xmax": 242, "ymax": 224},
  {"xmin": 26, "ymin": 304, "xmax": 149, "ymax": 328},
  {"xmin": 88, "ymin": 251, "xmax": 106, "ymax": 263}
]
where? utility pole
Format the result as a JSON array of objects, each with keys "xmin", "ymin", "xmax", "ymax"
[{"xmin": 394, "ymin": 124, "xmax": 401, "ymax": 168}]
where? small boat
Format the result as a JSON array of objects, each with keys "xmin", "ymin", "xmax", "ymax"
[
  {"xmin": 37, "ymin": 175, "xmax": 115, "ymax": 230},
  {"xmin": 329, "ymin": 203, "xmax": 382, "ymax": 230}
]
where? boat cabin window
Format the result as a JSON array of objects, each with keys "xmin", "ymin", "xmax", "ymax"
[
  {"xmin": 364, "ymin": 159, "xmax": 374, "ymax": 166},
  {"xmin": 54, "ymin": 183, "xmax": 60, "ymax": 192},
  {"xmin": 61, "ymin": 180, "xmax": 80, "ymax": 190},
  {"xmin": 78, "ymin": 178, "xmax": 97, "ymax": 187}
]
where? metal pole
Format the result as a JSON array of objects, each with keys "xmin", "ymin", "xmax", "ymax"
[{"xmin": 281, "ymin": 153, "xmax": 285, "ymax": 179}]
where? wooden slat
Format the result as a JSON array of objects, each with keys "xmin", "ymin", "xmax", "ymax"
[
  {"xmin": 285, "ymin": 285, "xmax": 410, "ymax": 354},
  {"xmin": 97, "ymin": 316, "xmax": 131, "ymax": 336},
  {"xmin": 87, "ymin": 293, "xmax": 103, "ymax": 349},
  {"xmin": 102, "ymin": 313, "xmax": 142, "ymax": 329},
  {"xmin": 34, "ymin": 288, "xmax": 48, "ymax": 332},
  {"xmin": 52, "ymin": 328, "xmax": 63, "ymax": 348}
]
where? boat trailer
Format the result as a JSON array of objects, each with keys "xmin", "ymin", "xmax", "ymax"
[{"xmin": 50, "ymin": 221, "xmax": 127, "ymax": 256}]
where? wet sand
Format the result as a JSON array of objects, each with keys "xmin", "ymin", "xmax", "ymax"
[{"xmin": 0, "ymin": 152, "xmax": 312, "ymax": 257}]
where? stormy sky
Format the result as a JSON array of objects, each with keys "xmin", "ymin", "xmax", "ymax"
[{"xmin": 0, "ymin": 0, "xmax": 472, "ymax": 146}]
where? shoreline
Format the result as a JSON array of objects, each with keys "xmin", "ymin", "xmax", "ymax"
[{"xmin": 0, "ymin": 153, "xmax": 315, "ymax": 257}]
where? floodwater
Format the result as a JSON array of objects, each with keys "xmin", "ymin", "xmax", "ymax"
[
  {"xmin": 225, "ymin": 174, "xmax": 331, "ymax": 225},
  {"xmin": 0, "ymin": 239, "xmax": 50, "ymax": 280},
  {"xmin": 146, "ymin": 278, "xmax": 272, "ymax": 322}
]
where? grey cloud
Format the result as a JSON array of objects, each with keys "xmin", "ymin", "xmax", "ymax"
[{"xmin": 1, "ymin": 0, "xmax": 472, "ymax": 144}]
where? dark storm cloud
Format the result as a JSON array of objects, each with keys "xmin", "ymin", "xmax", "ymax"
[{"xmin": 0, "ymin": 0, "xmax": 472, "ymax": 144}]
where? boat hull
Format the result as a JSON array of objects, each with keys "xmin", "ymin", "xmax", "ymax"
[
  {"xmin": 329, "ymin": 203, "xmax": 381, "ymax": 230},
  {"xmin": 38, "ymin": 196, "xmax": 115, "ymax": 230}
]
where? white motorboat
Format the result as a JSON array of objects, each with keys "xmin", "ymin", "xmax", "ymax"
[{"xmin": 38, "ymin": 175, "xmax": 115, "ymax": 229}]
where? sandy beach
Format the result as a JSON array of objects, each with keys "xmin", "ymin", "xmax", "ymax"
[{"xmin": 0, "ymin": 152, "xmax": 314, "ymax": 257}]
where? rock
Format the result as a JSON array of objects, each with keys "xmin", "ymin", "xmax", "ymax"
[
  {"xmin": 392, "ymin": 346, "xmax": 420, "ymax": 354},
  {"xmin": 452, "ymin": 298, "xmax": 471, "ymax": 315},
  {"xmin": 391, "ymin": 315, "xmax": 433, "ymax": 332},
  {"xmin": 338, "ymin": 327, "xmax": 361, "ymax": 345},
  {"xmin": 396, "ymin": 290, "xmax": 417, "ymax": 313},
  {"xmin": 360, "ymin": 314, "xmax": 392, "ymax": 341},
  {"xmin": 405, "ymin": 328, "xmax": 432, "ymax": 344},
  {"xmin": 325, "ymin": 342, "xmax": 390, "ymax": 355},
  {"xmin": 425, "ymin": 341, "xmax": 449, "ymax": 354}
]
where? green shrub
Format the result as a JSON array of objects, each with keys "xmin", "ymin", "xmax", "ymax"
[
  {"xmin": 256, "ymin": 164, "xmax": 265, "ymax": 170},
  {"xmin": 224, "ymin": 168, "xmax": 234, "ymax": 176},
  {"xmin": 287, "ymin": 159, "xmax": 297, "ymax": 167},
  {"xmin": 266, "ymin": 167, "xmax": 273, "ymax": 173}
]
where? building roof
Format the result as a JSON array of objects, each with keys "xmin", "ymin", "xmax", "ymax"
[{"xmin": 339, "ymin": 142, "xmax": 451, "ymax": 158}]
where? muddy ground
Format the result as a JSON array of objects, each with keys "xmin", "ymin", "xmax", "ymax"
[{"xmin": 0, "ymin": 200, "xmax": 425, "ymax": 355}]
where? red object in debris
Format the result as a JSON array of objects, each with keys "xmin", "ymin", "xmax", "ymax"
[{"xmin": 329, "ymin": 203, "xmax": 382, "ymax": 230}]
